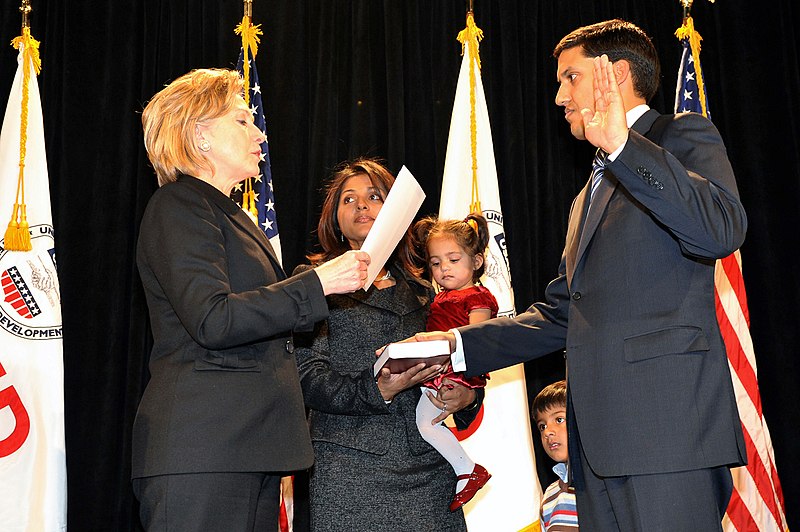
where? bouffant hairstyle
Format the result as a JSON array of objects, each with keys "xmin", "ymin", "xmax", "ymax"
[{"xmin": 142, "ymin": 68, "xmax": 244, "ymax": 186}]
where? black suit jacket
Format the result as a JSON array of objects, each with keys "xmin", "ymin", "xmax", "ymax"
[
  {"xmin": 459, "ymin": 110, "xmax": 748, "ymax": 477},
  {"xmin": 133, "ymin": 175, "xmax": 328, "ymax": 478}
]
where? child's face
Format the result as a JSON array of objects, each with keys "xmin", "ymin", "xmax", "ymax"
[
  {"xmin": 427, "ymin": 235, "xmax": 482, "ymax": 291},
  {"xmin": 535, "ymin": 406, "xmax": 568, "ymax": 463}
]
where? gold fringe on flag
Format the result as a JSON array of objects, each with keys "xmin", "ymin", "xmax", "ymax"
[
  {"xmin": 4, "ymin": 27, "xmax": 41, "ymax": 252},
  {"xmin": 457, "ymin": 12, "xmax": 484, "ymax": 215},
  {"xmin": 234, "ymin": 15, "xmax": 264, "ymax": 219},
  {"xmin": 675, "ymin": 16, "xmax": 709, "ymax": 118}
]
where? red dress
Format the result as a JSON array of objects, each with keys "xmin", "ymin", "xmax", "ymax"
[{"xmin": 425, "ymin": 285, "xmax": 498, "ymax": 390}]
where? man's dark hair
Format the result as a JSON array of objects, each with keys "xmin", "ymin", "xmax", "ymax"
[{"xmin": 553, "ymin": 19, "xmax": 660, "ymax": 102}]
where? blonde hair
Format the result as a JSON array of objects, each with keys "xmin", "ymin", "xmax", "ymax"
[{"xmin": 142, "ymin": 68, "xmax": 245, "ymax": 186}]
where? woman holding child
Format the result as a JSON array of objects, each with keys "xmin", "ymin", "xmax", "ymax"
[{"xmin": 294, "ymin": 158, "xmax": 482, "ymax": 531}]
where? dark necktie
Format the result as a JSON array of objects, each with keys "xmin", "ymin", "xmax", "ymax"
[{"xmin": 589, "ymin": 149, "xmax": 608, "ymax": 202}]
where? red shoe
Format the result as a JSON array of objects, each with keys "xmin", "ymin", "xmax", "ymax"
[{"xmin": 449, "ymin": 464, "xmax": 491, "ymax": 512}]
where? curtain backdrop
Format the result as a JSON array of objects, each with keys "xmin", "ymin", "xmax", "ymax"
[{"xmin": 1, "ymin": 1, "xmax": 797, "ymax": 530}]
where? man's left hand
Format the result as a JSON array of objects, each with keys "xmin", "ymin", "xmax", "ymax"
[{"xmin": 427, "ymin": 378, "xmax": 477, "ymax": 424}]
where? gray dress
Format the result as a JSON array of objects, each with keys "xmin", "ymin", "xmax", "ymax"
[{"xmin": 294, "ymin": 264, "xmax": 473, "ymax": 531}]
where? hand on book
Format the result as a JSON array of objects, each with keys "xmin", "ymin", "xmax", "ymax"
[
  {"xmin": 376, "ymin": 362, "xmax": 444, "ymax": 403},
  {"xmin": 412, "ymin": 331, "xmax": 457, "ymax": 352}
]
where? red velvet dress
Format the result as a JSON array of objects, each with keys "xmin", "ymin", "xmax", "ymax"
[{"xmin": 425, "ymin": 285, "xmax": 498, "ymax": 390}]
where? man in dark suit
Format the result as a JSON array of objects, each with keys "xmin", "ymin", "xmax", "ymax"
[{"xmin": 418, "ymin": 19, "xmax": 747, "ymax": 530}]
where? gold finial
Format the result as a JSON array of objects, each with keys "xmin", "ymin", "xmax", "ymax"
[
  {"xmin": 20, "ymin": 0, "xmax": 32, "ymax": 30},
  {"xmin": 680, "ymin": 0, "xmax": 694, "ymax": 19}
]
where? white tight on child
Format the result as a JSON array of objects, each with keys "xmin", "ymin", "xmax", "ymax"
[{"xmin": 416, "ymin": 388, "xmax": 475, "ymax": 492}]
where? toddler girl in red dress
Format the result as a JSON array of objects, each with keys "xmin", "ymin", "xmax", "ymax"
[{"xmin": 413, "ymin": 212, "xmax": 497, "ymax": 512}]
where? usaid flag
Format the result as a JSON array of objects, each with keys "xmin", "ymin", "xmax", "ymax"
[
  {"xmin": 439, "ymin": 14, "xmax": 541, "ymax": 531},
  {"xmin": 0, "ymin": 39, "xmax": 67, "ymax": 531}
]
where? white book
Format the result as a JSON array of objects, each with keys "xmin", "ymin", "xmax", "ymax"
[{"xmin": 373, "ymin": 340, "xmax": 451, "ymax": 377}]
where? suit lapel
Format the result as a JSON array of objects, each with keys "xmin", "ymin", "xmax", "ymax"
[
  {"xmin": 566, "ymin": 109, "xmax": 663, "ymax": 283},
  {"xmin": 179, "ymin": 175, "xmax": 286, "ymax": 279},
  {"xmin": 565, "ymin": 184, "xmax": 589, "ymax": 286},
  {"xmin": 227, "ymin": 208, "xmax": 287, "ymax": 280},
  {"xmin": 567, "ymin": 173, "xmax": 616, "ymax": 284}
]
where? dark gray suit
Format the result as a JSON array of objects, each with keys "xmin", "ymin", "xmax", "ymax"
[
  {"xmin": 458, "ymin": 110, "xmax": 748, "ymax": 524},
  {"xmin": 133, "ymin": 175, "xmax": 326, "ymax": 481}
]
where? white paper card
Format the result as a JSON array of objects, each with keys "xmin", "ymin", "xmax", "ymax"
[{"xmin": 361, "ymin": 165, "xmax": 426, "ymax": 288}]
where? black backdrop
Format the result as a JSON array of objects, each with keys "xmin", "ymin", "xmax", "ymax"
[{"xmin": 1, "ymin": 1, "xmax": 798, "ymax": 530}]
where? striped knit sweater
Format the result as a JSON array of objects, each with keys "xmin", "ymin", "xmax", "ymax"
[{"xmin": 540, "ymin": 463, "xmax": 579, "ymax": 531}]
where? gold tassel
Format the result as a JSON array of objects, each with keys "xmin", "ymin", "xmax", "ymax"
[
  {"xmin": 234, "ymin": 16, "xmax": 262, "ymax": 107},
  {"xmin": 675, "ymin": 16, "xmax": 709, "ymax": 118},
  {"xmin": 233, "ymin": 16, "xmax": 264, "ymax": 218},
  {"xmin": 4, "ymin": 28, "xmax": 40, "ymax": 252},
  {"xmin": 457, "ymin": 12, "xmax": 484, "ymax": 216}
]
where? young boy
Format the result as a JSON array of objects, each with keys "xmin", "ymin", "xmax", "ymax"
[{"xmin": 533, "ymin": 380, "xmax": 578, "ymax": 531}]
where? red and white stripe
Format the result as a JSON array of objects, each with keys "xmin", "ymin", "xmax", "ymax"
[{"xmin": 715, "ymin": 251, "xmax": 788, "ymax": 531}]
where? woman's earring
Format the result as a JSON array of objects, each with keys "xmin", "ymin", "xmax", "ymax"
[
  {"xmin": 340, "ymin": 232, "xmax": 344, "ymax": 243},
  {"xmin": 199, "ymin": 140, "xmax": 211, "ymax": 152}
]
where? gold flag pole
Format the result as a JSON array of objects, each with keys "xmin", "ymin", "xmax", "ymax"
[
  {"xmin": 681, "ymin": 0, "xmax": 694, "ymax": 20},
  {"xmin": 234, "ymin": 0, "xmax": 262, "ymax": 217},
  {"xmin": 20, "ymin": 0, "xmax": 31, "ymax": 27},
  {"xmin": 5, "ymin": 0, "xmax": 41, "ymax": 251}
]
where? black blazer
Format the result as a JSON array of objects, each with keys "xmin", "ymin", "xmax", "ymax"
[
  {"xmin": 460, "ymin": 110, "xmax": 748, "ymax": 477},
  {"xmin": 132, "ymin": 175, "xmax": 328, "ymax": 478}
]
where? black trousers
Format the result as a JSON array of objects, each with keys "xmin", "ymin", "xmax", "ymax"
[
  {"xmin": 567, "ymin": 389, "xmax": 733, "ymax": 531},
  {"xmin": 133, "ymin": 472, "xmax": 282, "ymax": 532}
]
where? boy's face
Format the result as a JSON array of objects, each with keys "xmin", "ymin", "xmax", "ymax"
[{"xmin": 535, "ymin": 406, "xmax": 569, "ymax": 463}]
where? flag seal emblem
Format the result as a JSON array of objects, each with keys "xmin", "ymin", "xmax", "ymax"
[
  {"xmin": 0, "ymin": 223, "xmax": 62, "ymax": 340},
  {"xmin": 481, "ymin": 209, "xmax": 513, "ymax": 317}
]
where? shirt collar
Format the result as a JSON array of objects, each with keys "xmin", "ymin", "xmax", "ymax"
[
  {"xmin": 626, "ymin": 104, "xmax": 650, "ymax": 127},
  {"xmin": 552, "ymin": 461, "xmax": 569, "ymax": 483}
]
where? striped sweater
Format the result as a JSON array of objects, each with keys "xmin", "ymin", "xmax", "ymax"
[{"xmin": 540, "ymin": 463, "xmax": 579, "ymax": 531}]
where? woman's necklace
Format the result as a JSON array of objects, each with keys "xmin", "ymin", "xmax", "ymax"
[{"xmin": 376, "ymin": 269, "xmax": 392, "ymax": 281}]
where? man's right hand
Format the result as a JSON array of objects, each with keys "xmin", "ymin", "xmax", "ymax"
[{"xmin": 413, "ymin": 331, "xmax": 456, "ymax": 353}]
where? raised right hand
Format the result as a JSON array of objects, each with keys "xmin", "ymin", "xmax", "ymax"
[{"xmin": 314, "ymin": 250, "xmax": 371, "ymax": 295}]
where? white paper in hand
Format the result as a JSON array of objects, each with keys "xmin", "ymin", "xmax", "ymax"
[{"xmin": 361, "ymin": 165, "xmax": 426, "ymax": 288}]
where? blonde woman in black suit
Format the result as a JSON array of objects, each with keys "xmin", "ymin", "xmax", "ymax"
[{"xmin": 133, "ymin": 69, "xmax": 370, "ymax": 531}]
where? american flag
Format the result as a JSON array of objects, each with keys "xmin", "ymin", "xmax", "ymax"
[
  {"xmin": 232, "ymin": 21, "xmax": 292, "ymax": 532},
  {"xmin": 674, "ymin": 24, "xmax": 709, "ymax": 117},
  {"xmin": 231, "ymin": 49, "xmax": 282, "ymax": 265},
  {"xmin": 2, "ymin": 266, "xmax": 41, "ymax": 319},
  {"xmin": 675, "ymin": 17, "xmax": 788, "ymax": 531}
]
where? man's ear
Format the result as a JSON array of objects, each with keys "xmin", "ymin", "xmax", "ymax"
[{"xmin": 612, "ymin": 59, "xmax": 631, "ymax": 86}]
